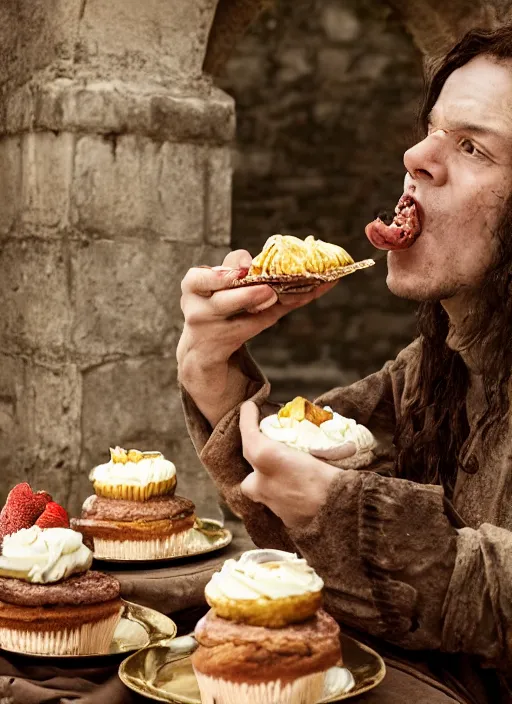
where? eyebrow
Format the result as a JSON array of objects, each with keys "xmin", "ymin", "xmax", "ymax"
[{"xmin": 427, "ymin": 111, "xmax": 506, "ymax": 140}]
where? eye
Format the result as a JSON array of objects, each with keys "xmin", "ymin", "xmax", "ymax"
[{"xmin": 459, "ymin": 138, "xmax": 485, "ymax": 158}]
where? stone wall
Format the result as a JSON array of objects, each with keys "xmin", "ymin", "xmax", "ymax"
[
  {"xmin": 0, "ymin": 0, "xmax": 231, "ymax": 517},
  {"xmin": 218, "ymin": 0, "xmax": 424, "ymax": 401}
]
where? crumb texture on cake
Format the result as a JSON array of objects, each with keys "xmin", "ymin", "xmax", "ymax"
[
  {"xmin": 192, "ymin": 609, "xmax": 341, "ymax": 683},
  {"xmin": 71, "ymin": 514, "xmax": 195, "ymax": 540},
  {"xmin": 0, "ymin": 596, "xmax": 123, "ymax": 631},
  {"xmin": 0, "ymin": 570, "xmax": 120, "ymax": 607},
  {"xmin": 80, "ymin": 494, "xmax": 195, "ymax": 521}
]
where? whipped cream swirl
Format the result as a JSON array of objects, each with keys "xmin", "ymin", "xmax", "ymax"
[
  {"xmin": 260, "ymin": 406, "xmax": 376, "ymax": 454},
  {"xmin": 90, "ymin": 451, "xmax": 176, "ymax": 487},
  {"xmin": 0, "ymin": 526, "xmax": 92, "ymax": 584},
  {"xmin": 205, "ymin": 549, "xmax": 323, "ymax": 601}
]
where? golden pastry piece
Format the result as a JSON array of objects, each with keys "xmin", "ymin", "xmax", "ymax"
[
  {"xmin": 232, "ymin": 234, "xmax": 375, "ymax": 293},
  {"xmin": 206, "ymin": 590, "xmax": 322, "ymax": 628},
  {"xmin": 250, "ymin": 235, "xmax": 353, "ymax": 276},
  {"xmin": 278, "ymin": 396, "xmax": 333, "ymax": 427},
  {"xmin": 110, "ymin": 446, "xmax": 129, "ymax": 464},
  {"xmin": 109, "ymin": 447, "xmax": 163, "ymax": 464}
]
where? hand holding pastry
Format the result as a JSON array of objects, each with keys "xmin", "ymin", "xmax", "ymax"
[
  {"xmin": 239, "ymin": 401, "xmax": 351, "ymax": 528},
  {"xmin": 178, "ymin": 248, "xmax": 336, "ymax": 427}
]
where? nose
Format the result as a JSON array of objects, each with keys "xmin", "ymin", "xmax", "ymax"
[{"xmin": 403, "ymin": 131, "xmax": 448, "ymax": 186}]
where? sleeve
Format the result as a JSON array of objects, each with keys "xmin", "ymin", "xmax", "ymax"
[
  {"xmin": 288, "ymin": 470, "xmax": 512, "ymax": 673},
  {"xmin": 286, "ymin": 470, "xmax": 457, "ymax": 651}
]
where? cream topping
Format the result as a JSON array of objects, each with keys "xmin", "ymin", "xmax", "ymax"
[
  {"xmin": 205, "ymin": 549, "xmax": 323, "ymax": 601},
  {"xmin": 260, "ymin": 406, "xmax": 376, "ymax": 453},
  {"xmin": 0, "ymin": 526, "xmax": 92, "ymax": 584},
  {"xmin": 90, "ymin": 449, "xmax": 176, "ymax": 487}
]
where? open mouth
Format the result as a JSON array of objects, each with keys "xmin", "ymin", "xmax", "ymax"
[{"xmin": 365, "ymin": 194, "xmax": 422, "ymax": 251}]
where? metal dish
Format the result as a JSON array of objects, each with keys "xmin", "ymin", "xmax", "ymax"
[
  {"xmin": 0, "ymin": 600, "xmax": 177, "ymax": 659},
  {"xmin": 119, "ymin": 632, "xmax": 386, "ymax": 702},
  {"xmin": 92, "ymin": 519, "xmax": 232, "ymax": 564}
]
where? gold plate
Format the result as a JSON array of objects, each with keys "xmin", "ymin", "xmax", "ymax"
[
  {"xmin": 119, "ymin": 632, "xmax": 385, "ymax": 702},
  {"xmin": 92, "ymin": 519, "xmax": 232, "ymax": 564},
  {"xmin": 0, "ymin": 600, "xmax": 177, "ymax": 659}
]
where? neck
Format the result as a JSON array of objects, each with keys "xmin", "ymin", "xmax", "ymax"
[{"xmin": 441, "ymin": 290, "xmax": 481, "ymax": 373}]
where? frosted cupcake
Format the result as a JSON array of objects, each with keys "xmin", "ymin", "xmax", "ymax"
[
  {"xmin": 0, "ymin": 525, "xmax": 122, "ymax": 655},
  {"xmin": 73, "ymin": 446, "xmax": 202, "ymax": 560},
  {"xmin": 90, "ymin": 447, "xmax": 176, "ymax": 501},
  {"xmin": 192, "ymin": 549, "xmax": 342, "ymax": 704},
  {"xmin": 260, "ymin": 396, "xmax": 377, "ymax": 467}
]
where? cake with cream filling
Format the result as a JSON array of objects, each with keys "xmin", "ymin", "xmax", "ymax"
[
  {"xmin": 260, "ymin": 396, "xmax": 377, "ymax": 467},
  {"xmin": 0, "ymin": 484, "xmax": 122, "ymax": 656},
  {"xmin": 72, "ymin": 447, "xmax": 202, "ymax": 560},
  {"xmin": 192, "ymin": 549, "xmax": 342, "ymax": 704}
]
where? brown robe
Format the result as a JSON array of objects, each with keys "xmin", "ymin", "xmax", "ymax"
[{"xmin": 181, "ymin": 339, "xmax": 512, "ymax": 704}]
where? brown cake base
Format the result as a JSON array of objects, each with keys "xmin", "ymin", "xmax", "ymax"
[
  {"xmin": 0, "ymin": 597, "xmax": 122, "ymax": 631},
  {"xmin": 0, "ymin": 571, "xmax": 122, "ymax": 655},
  {"xmin": 0, "ymin": 570, "xmax": 120, "ymax": 607},
  {"xmin": 71, "ymin": 495, "xmax": 200, "ymax": 559},
  {"xmin": 192, "ymin": 609, "xmax": 341, "ymax": 684}
]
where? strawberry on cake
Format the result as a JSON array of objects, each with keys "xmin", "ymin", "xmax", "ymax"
[{"xmin": 0, "ymin": 483, "xmax": 122, "ymax": 656}]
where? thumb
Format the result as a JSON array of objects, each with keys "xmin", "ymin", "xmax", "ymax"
[
  {"xmin": 240, "ymin": 472, "xmax": 260, "ymax": 503},
  {"xmin": 309, "ymin": 441, "xmax": 357, "ymax": 461},
  {"xmin": 239, "ymin": 401, "xmax": 261, "ymax": 440}
]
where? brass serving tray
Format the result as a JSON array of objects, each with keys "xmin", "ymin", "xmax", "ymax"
[
  {"xmin": 0, "ymin": 600, "xmax": 177, "ymax": 660},
  {"xmin": 119, "ymin": 632, "xmax": 386, "ymax": 702},
  {"xmin": 92, "ymin": 519, "xmax": 232, "ymax": 564}
]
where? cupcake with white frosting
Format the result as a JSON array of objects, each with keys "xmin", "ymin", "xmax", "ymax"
[
  {"xmin": 260, "ymin": 396, "xmax": 377, "ymax": 467},
  {"xmin": 90, "ymin": 446, "xmax": 177, "ymax": 501},
  {"xmin": 192, "ymin": 549, "xmax": 342, "ymax": 704},
  {"xmin": 0, "ymin": 526, "xmax": 122, "ymax": 655},
  {"xmin": 73, "ymin": 446, "xmax": 199, "ymax": 560}
]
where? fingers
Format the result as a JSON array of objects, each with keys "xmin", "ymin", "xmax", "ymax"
[
  {"xmin": 182, "ymin": 284, "xmax": 278, "ymax": 323},
  {"xmin": 240, "ymin": 472, "xmax": 259, "ymax": 502},
  {"xmin": 223, "ymin": 249, "xmax": 253, "ymax": 269},
  {"xmin": 181, "ymin": 266, "xmax": 244, "ymax": 297},
  {"xmin": 277, "ymin": 281, "xmax": 338, "ymax": 309},
  {"xmin": 310, "ymin": 442, "xmax": 357, "ymax": 461},
  {"xmin": 239, "ymin": 401, "xmax": 261, "ymax": 442}
]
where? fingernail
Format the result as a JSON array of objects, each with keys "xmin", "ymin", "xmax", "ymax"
[
  {"xmin": 253, "ymin": 293, "xmax": 278, "ymax": 312},
  {"xmin": 212, "ymin": 266, "xmax": 234, "ymax": 271}
]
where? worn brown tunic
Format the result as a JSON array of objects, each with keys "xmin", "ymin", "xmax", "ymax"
[{"xmin": 181, "ymin": 340, "xmax": 512, "ymax": 704}]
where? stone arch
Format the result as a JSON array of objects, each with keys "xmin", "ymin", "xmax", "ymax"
[{"xmin": 204, "ymin": 0, "xmax": 512, "ymax": 76}]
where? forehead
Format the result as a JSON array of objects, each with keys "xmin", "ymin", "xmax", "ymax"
[{"xmin": 432, "ymin": 55, "xmax": 512, "ymax": 134}]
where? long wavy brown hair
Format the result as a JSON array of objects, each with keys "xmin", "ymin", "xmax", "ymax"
[{"xmin": 394, "ymin": 26, "xmax": 512, "ymax": 497}]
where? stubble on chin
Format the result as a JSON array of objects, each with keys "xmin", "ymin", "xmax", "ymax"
[{"xmin": 386, "ymin": 272, "xmax": 460, "ymax": 302}]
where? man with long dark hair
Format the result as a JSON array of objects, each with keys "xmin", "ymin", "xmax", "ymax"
[{"xmin": 177, "ymin": 27, "xmax": 512, "ymax": 703}]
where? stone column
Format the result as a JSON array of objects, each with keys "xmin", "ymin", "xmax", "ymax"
[{"xmin": 0, "ymin": 0, "xmax": 234, "ymax": 516}]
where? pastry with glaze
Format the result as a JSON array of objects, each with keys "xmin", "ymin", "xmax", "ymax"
[{"xmin": 231, "ymin": 234, "xmax": 374, "ymax": 293}]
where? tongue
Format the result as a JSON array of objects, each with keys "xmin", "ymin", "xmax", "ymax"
[{"xmin": 365, "ymin": 194, "xmax": 421, "ymax": 251}]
